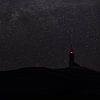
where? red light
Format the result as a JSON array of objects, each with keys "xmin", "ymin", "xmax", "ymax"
[{"xmin": 70, "ymin": 51, "xmax": 73, "ymax": 54}]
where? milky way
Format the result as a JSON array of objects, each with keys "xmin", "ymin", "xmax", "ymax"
[{"xmin": 0, "ymin": 0, "xmax": 100, "ymax": 71}]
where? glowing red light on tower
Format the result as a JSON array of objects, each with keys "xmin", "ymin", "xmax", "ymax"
[
  {"xmin": 70, "ymin": 51, "xmax": 73, "ymax": 54},
  {"xmin": 70, "ymin": 48, "xmax": 74, "ymax": 54}
]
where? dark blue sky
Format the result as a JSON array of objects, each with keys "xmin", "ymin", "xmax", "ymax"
[{"xmin": 0, "ymin": 0, "xmax": 100, "ymax": 71}]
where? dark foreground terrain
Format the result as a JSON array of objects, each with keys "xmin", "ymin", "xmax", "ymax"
[{"xmin": 0, "ymin": 66, "xmax": 100, "ymax": 97}]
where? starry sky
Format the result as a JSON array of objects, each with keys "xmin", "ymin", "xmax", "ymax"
[{"xmin": 0, "ymin": 0, "xmax": 100, "ymax": 71}]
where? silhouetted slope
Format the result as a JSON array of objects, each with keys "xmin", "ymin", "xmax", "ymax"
[{"xmin": 0, "ymin": 66, "xmax": 100, "ymax": 95}]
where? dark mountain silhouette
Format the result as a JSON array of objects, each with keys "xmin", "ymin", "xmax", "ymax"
[
  {"xmin": 0, "ymin": 64, "xmax": 100, "ymax": 96},
  {"xmin": 0, "ymin": 44, "xmax": 100, "ymax": 96}
]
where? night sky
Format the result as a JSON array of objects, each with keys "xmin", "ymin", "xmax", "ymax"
[{"xmin": 0, "ymin": 0, "xmax": 100, "ymax": 71}]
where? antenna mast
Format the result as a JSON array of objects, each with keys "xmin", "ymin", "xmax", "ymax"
[{"xmin": 68, "ymin": 28, "xmax": 75, "ymax": 67}]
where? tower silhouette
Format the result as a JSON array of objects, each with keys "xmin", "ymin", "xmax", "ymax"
[
  {"xmin": 69, "ymin": 45, "xmax": 75, "ymax": 68},
  {"xmin": 68, "ymin": 28, "xmax": 76, "ymax": 68}
]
